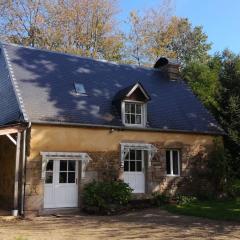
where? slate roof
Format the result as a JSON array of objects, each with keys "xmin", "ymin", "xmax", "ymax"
[{"xmin": 0, "ymin": 42, "xmax": 223, "ymax": 135}]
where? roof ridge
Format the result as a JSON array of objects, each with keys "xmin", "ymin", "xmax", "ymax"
[
  {"xmin": 0, "ymin": 42, "xmax": 29, "ymax": 122},
  {"xmin": 0, "ymin": 41, "xmax": 155, "ymax": 72}
]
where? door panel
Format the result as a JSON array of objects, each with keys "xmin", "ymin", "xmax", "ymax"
[
  {"xmin": 44, "ymin": 160, "xmax": 78, "ymax": 209},
  {"xmin": 123, "ymin": 149, "xmax": 145, "ymax": 193}
]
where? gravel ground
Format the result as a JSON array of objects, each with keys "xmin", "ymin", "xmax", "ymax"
[{"xmin": 0, "ymin": 208, "xmax": 240, "ymax": 240}]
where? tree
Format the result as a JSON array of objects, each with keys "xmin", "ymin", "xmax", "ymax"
[
  {"xmin": 125, "ymin": 0, "xmax": 174, "ymax": 66},
  {"xmin": 0, "ymin": 0, "xmax": 47, "ymax": 47},
  {"xmin": 0, "ymin": 0, "xmax": 124, "ymax": 61},
  {"xmin": 216, "ymin": 50, "xmax": 240, "ymax": 176},
  {"xmin": 125, "ymin": 2, "xmax": 211, "ymax": 66},
  {"xmin": 182, "ymin": 61, "xmax": 219, "ymax": 111},
  {"xmin": 168, "ymin": 17, "xmax": 211, "ymax": 65},
  {"xmin": 182, "ymin": 50, "xmax": 240, "ymax": 177}
]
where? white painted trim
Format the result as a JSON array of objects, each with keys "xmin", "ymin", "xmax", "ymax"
[
  {"xmin": 122, "ymin": 101, "xmax": 147, "ymax": 127},
  {"xmin": 166, "ymin": 149, "xmax": 180, "ymax": 176},
  {"xmin": 126, "ymin": 83, "xmax": 150, "ymax": 100},
  {"xmin": 41, "ymin": 152, "xmax": 91, "ymax": 179},
  {"xmin": 6, "ymin": 134, "xmax": 17, "ymax": 145},
  {"xmin": 1, "ymin": 44, "xmax": 29, "ymax": 121}
]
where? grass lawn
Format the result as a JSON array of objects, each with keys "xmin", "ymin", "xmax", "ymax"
[{"xmin": 163, "ymin": 198, "xmax": 240, "ymax": 221}]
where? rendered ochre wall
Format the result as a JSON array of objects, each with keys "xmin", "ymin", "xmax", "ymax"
[{"xmin": 25, "ymin": 124, "xmax": 220, "ymax": 216}]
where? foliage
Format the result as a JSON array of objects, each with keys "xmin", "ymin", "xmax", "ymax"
[
  {"xmin": 182, "ymin": 50, "xmax": 240, "ymax": 179},
  {"xmin": 182, "ymin": 61, "xmax": 219, "ymax": 111},
  {"xmin": 163, "ymin": 198, "xmax": 240, "ymax": 221},
  {"xmin": 168, "ymin": 17, "xmax": 211, "ymax": 65},
  {"xmin": 15, "ymin": 237, "xmax": 28, "ymax": 240},
  {"xmin": 126, "ymin": 4, "xmax": 211, "ymax": 66},
  {"xmin": 0, "ymin": 0, "xmax": 124, "ymax": 61},
  {"xmin": 0, "ymin": 0, "xmax": 211, "ymax": 66},
  {"xmin": 232, "ymin": 179, "xmax": 240, "ymax": 197},
  {"xmin": 175, "ymin": 195, "xmax": 197, "ymax": 205},
  {"xmin": 151, "ymin": 192, "xmax": 170, "ymax": 206},
  {"xmin": 83, "ymin": 180, "xmax": 133, "ymax": 214},
  {"xmin": 208, "ymin": 138, "xmax": 233, "ymax": 195}
]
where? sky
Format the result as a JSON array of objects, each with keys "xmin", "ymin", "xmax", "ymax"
[{"xmin": 118, "ymin": 0, "xmax": 240, "ymax": 54}]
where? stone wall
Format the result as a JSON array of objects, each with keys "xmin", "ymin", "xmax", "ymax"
[
  {"xmin": 24, "ymin": 124, "xmax": 220, "ymax": 216},
  {"xmin": 0, "ymin": 135, "xmax": 16, "ymax": 209}
]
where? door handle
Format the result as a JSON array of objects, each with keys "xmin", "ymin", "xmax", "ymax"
[{"xmin": 76, "ymin": 178, "xmax": 78, "ymax": 184}]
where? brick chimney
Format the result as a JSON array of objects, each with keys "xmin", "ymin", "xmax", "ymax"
[{"xmin": 154, "ymin": 57, "xmax": 180, "ymax": 81}]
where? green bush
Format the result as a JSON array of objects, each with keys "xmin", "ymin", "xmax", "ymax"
[
  {"xmin": 83, "ymin": 180, "xmax": 133, "ymax": 214},
  {"xmin": 151, "ymin": 192, "xmax": 170, "ymax": 206},
  {"xmin": 175, "ymin": 195, "xmax": 197, "ymax": 205},
  {"xmin": 232, "ymin": 179, "xmax": 240, "ymax": 196}
]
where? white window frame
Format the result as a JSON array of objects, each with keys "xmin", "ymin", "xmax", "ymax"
[
  {"xmin": 122, "ymin": 100, "xmax": 147, "ymax": 127},
  {"xmin": 166, "ymin": 149, "xmax": 181, "ymax": 176}
]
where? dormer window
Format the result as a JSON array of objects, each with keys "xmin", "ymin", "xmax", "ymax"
[
  {"xmin": 113, "ymin": 82, "xmax": 150, "ymax": 128},
  {"xmin": 123, "ymin": 101, "xmax": 145, "ymax": 126}
]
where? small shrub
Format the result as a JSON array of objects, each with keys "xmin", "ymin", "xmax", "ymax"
[
  {"xmin": 151, "ymin": 192, "xmax": 170, "ymax": 206},
  {"xmin": 232, "ymin": 179, "xmax": 240, "ymax": 196},
  {"xmin": 15, "ymin": 237, "xmax": 28, "ymax": 240},
  {"xmin": 83, "ymin": 180, "xmax": 133, "ymax": 214},
  {"xmin": 175, "ymin": 195, "xmax": 197, "ymax": 205}
]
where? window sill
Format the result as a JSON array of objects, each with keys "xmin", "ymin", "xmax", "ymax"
[
  {"xmin": 123, "ymin": 124, "xmax": 146, "ymax": 128},
  {"xmin": 166, "ymin": 174, "xmax": 180, "ymax": 177}
]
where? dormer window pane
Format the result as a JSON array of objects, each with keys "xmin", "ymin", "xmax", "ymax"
[
  {"xmin": 136, "ymin": 105, "xmax": 141, "ymax": 114},
  {"xmin": 125, "ymin": 104, "xmax": 130, "ymax": 113},
  {"xmin": 124, "ymin": 102, "xmax": 144, "ymax": 125},
  {"xmin": 136, "ymin": 115, "xmax": 141, "ymax": 124},
  {"xmin": 131, "ymin": 104, "xmax": 135, "ymax": 113}
]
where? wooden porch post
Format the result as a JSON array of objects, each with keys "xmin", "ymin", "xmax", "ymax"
[{"xmin": 13, "ymin": 132, "xmax": 21, "ymax": 216}]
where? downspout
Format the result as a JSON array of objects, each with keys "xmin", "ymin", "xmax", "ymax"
[
  {"xmin": 20, "ymin": 129, "xmax": 26, "ymax": 216},
  {"xmin": 21, "ymin": 122, "xmax": 31, "ymax": 216}
]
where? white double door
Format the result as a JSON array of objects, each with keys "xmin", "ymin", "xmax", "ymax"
[
  {"xmin": 123, "ymin": 149, "xmax": 145, "ymax": 193},
  {"xmin": 44, "ymin": 160, "xmax": 78, "ymax": 208}
]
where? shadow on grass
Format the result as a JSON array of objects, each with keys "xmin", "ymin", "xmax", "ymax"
[{"xmin": 163, "ymin": 198, "xmax": 240, "ymax": 222}]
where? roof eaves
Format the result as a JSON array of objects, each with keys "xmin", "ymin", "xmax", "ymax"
[
  {"xmin": 0, "ymin": 42, "xmax": 29, "ymax": 122},
  {"xmin": 31, "ymin": 120, "xmax": 225, "ymax": 136}
]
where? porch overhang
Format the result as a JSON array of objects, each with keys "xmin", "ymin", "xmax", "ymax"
[
  {"xmin": 40, "ymin": 152, "xmax": 92, "ymax": 179},
  {"xmin": 0, "ymin": 123, "xmax": 27, "ymax": 136},
  {"xmin": 120, "ymin": 142, "xmax": 157, "ymax": 167}
]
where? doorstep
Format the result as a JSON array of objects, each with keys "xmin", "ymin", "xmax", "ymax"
[{"xmin": 40, "ymin": 208, "xmax": 81, "ymax": 216}]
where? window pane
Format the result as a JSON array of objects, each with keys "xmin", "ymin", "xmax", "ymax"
[
  {"xmin": 59, "ymin": 172, "xmax": 67, "ymax": 183},
  {"xmin": 136, "ymin": 150, "xmax": 142, "ymax": 160},
  {"xmin": 166, "ymin": 151, "xmax": 171, "ymax": 174},
  {"xmin": 46, "ymin": 160, "xmax": 53, "ymax": 171},
  {"xmin": 130, "ymin": 104, "xmax": 135, "ymax": 113},
  {"xmin": 60, "ymin": 160, "xmax": 67, "ymax": 171},
  {"xmin": 125, "ymin": 103, "xmax": 130, "ymax": 113},
  {"xmin": 136, "ymin": 161, "xmax": 142, "ymax": 171},
  {"xmin": 136, "ymin": 104, "xmax": 141, "ymax": 114},
  {"xmin": 124, "ymin": 161, "xmax": 129, "ymax": 171},
  {"xmin": 68, "ymin": 161, "xmax": 76, "ymax": 171},
  {"xmin": 130, "ymin": 115, "xmax": 136, "ymax": 124},
  {"xmin": 173, "ymin": 150, "xmax": 179, "ymax": 175},
  {"xmin": 136, "ymin": 115, "xmax": 141, "ymax": 124},
  {"xmin": 124, "ymin": 151, "xmax": 130, "ymax": 160},
  {"xmin": 130, "ymin": 161, "xmax": 135, "ymax": 171},
  {"xmin": 45, "ymin": 172, "xmax": 53, "ymax": 184},
  {"xmin": 68, "ymin": 172, "xmax": 75, "ymax": 183},
  {"xmin": 130, "ymin": 150, "xmax": 135, "ymax": 160},
  {"xmin": 125, "ymin": 114, "xmax": 130, "ymax": 124}
]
